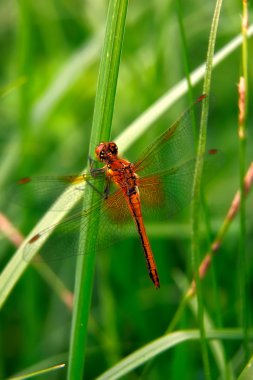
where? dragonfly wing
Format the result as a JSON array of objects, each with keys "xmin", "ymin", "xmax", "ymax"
[
  {"xmin": 134, "ymin": 95, "xmax": 205, "ymax": 177},
  {"xmin": 15, "ymin": 170, "xmax": 106, "ymax": 212},
  {"xmin": 138, "ymin": 159, "xmax": 196, "ymax": 219},
  {"xmin": 23, "ymin": 196, "xmax": 101, "ymax": 262},
  {"xmin": 138, "ymin": 150, "xmax": 218, "ymax": 220},
  {"xmin": 24, "ymin": 187, "xmax": 135, "ymax": 263},
  {"xmin": 95, "ymin": 189, "xmax": 136, "ymax": 252}
]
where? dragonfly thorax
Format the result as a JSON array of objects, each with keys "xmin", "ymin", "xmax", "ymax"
[{"xmin": 95, "ymin": 142, "xmax": 118, "ymax": 163}]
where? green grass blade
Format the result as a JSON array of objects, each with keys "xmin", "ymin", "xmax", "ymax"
[
  {"xmin": 67, "ymin": 1, "xmax": 129, "ymax": 379},
  {"xmin": 238, "ymin": 356, "xmax": 253, "ymax": 380},
  {"xmin": 96, "ymin": 329, "xmax": 251, "ymax": 380},
  {"xmin": 190, "ymin": 1, "xmax": 223, "ymax": 379},
  {"xmin": 7, "ymin": 363, "xmax": 65, "ymax": 380}
]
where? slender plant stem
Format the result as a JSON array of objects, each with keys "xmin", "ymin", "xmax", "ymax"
[
  {"xmin": 67, "ymin": 1, "xmax": 129, "ymax": 379},
  {"xmin": 238, "ymin": 0, "xmax": 249, "ymax": 360},
  {"xmin": 177, "ymin": 4, "xmax": 220, "ymax": 327},
  {"xmin": 191, "ymin": 1, "xmax": 223, "ymax": 379}
]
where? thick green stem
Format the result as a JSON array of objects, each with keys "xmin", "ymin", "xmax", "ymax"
[{"xmin": 67, "ymin": 1, "xmax": 129, "ymax": 379}]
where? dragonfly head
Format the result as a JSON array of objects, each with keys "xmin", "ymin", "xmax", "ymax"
[{"xmin": 95, "ymin": 142, "xmax": 118, "ymax": 162}]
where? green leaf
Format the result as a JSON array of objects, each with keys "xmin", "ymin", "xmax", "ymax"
[
  {"xmin": 238, "ymin": 356, "xmax": 253, "ymax": 380},
  {"xmin": 97, "ymin": 329, "xmax": 251, "ymax": 380},
  {"xmin": 7, "ymin": 363, "xmax": 65, "ymax": 380}
]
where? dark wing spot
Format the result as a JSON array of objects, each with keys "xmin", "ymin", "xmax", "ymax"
[{"xmin": 18, "ymin": 177, "xmax": 31, "ymax": 184}]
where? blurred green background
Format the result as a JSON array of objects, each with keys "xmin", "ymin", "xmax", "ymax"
[{"xmin": 1, "ymin": 0, "xmax": 253, "ymax": 379}]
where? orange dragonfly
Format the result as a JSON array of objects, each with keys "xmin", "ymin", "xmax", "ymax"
[{"xmin": 19, "ymin": 94, "xmax": 216, "ymax": 288}]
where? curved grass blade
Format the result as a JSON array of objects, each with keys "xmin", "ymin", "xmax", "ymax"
[{"xmin": 96, "ymin": 329, "xmax": 251, "ymax": 380}]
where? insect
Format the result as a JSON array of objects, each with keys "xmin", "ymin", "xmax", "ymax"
[{"xmin": 19, "ymin": 94, "xmax": 216, "ymax": 288}]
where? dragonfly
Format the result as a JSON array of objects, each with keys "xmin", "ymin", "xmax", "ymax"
[{"xmin": 18, "ymin": 94, "xmax": 216, "ymax": 289}]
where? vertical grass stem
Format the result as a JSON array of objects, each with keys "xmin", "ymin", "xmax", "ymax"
[
  {"xmin": 191, "ymin": 1, "xmax": 223, "ymax": 379},
  {"xmin": 237, "ymin": 0, "xmax": 249, "ymax": 361},
  {"xmin": 67, "ymin": 1, "xmax": 129, "ymax": 379}
]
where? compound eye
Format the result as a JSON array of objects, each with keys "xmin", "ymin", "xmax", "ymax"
[{"xmin": 109, "ymin": 142, "xmax": 118, "ymax": 155}]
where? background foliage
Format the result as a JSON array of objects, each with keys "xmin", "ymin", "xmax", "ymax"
[{"xmin": 0, "ymin": 0, "xmax": 253, "ymax": 379}]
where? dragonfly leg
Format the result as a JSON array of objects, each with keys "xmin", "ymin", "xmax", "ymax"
[
  {"xmin": 81, "ymin": 172, "xmax": 111, "ymax": 200},
  {"xmin": 103, "ymin": 178, "xmax": 111, "ymax": 199},
  {"xmin": 89, "ymin": 156, "xmax": 106, "ymax": 179},
  {"xmin": 85, "ymin": 178, "xmax": 111, "ymax": 199},
  {"xmin": 85, "ymin": 179, "xmax": 106, "ymax": 198},
  {"xmin": 88, "ymin": 155, "xmax": 96, "ymax": 171}
]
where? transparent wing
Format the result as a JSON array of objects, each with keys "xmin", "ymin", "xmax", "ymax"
[
  {"xmin": 23, "ymin": 186, "xmax": 136, "ymax": 262},
  {"xmin": 16, "ymin": 170, "xmax": 106, "ymax": 211},
  {"xmin": 138, "ymin": 150, "xmax": 219, "ymax": 220},
  {"xmin": 134, "ymin": 94, "xmax": 206, "ymax": 177},
  {"xmin": 138, "ymin": 159, "xmax": 196, "ymax": 219}
]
